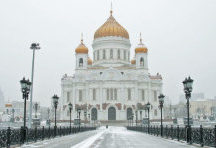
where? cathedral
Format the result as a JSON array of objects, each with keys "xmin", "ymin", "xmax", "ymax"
[{"xmin": 60, "ymin": 9, "xmax": 163, "ymax": 122}]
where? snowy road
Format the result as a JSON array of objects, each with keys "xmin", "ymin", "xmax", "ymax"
[{"xmin": 21, "ymin": 126, "xmax": 198, "ymax": 148}]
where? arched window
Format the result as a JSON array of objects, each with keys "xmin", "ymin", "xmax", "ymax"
[
  {"xmin": 128, "ymin": 88, "xmax": 131, "ymax": 100},
  {"xmin": 108, "ymin": 107, "xmax": 116, "ymax": 120},
  {"xmin": 110, "ymin": 88, "xmax": 113, "ymax": 100},
  {"xmin": 154, "ymin": 110, "xmax": 157, "ymax": 116},
  {"xmin": 93, "ymin": 89, "xmax": 96, "ymax": 100},
  {"xmin": 93, "ymin": 52, "xmax": 96, "ymax": 61},
  {"xmin": 114, "ymin": 88, "xmax": 117, "ymax": 100},
  {"xmin": 140, "ymin": 57, "xmax": 144, "ymax": 67},
  {"xmin": 127, "ymin": 108, "xmax": 133, "ymax": 120},
  {"xmin": 79, "ymin": 58, "xmax": 83, "ymax": 67},
  {"xmin": 106, "ymin": 89, "xmax": 109, "ymax": 100},
  {"xmin": 103, "ymin": 49, "xmax": 106, "ymax": 59},
  {"xmin": 110, "ymin": 49, "xmax": 113, "ymax": 59},
  {"xmin": 117, "ymin": 49, "xmax": 120, "ymax": 59},
  {"xmin": 91, "ymin": 108, "xmax": 97, "ymax": 120},
  {"xmin": 97, "ymin": 50, "xmax": 99, "ymax": 60}
]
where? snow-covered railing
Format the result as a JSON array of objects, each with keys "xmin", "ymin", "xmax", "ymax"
[
  {"xmin": 0, "ymin": 126, "xmax": 96, "ymax": 147},
  {"xmin": 127, "ymin": 125, "xmax": 216, "ymax": 147}
]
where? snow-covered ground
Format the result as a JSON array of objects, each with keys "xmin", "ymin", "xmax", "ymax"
[{"xmin": 21, "ymin": 126, "xmax": 198, "ymax": 148}]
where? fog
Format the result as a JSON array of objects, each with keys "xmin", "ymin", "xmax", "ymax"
[{"xmin": 0, "ymin": 0, "xmax": 216, "ymax": 106}]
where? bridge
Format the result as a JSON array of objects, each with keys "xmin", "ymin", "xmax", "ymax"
[{"xmin": 1, "ymin": 125, "xmax": 215, "ymax": 147}]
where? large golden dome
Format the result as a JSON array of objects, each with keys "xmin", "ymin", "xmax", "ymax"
[
  {"xmin": 94, "ymin": 11, "xmax": 129, "ymax": 39},
  {"xmin": 75, "ymin": 39, "xmax": 88, "ymax": 54}
]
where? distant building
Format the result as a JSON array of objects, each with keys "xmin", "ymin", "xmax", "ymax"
[
  {"xmin": 190, "ymin": 99, "xmax": 216, "ymax": 120},
  {"xmin": 0, "ymin": 88, "xmax": 5, "ymax": 112},
  {"xmin": 179, "ymin": 93, "xmax": 204, "ymax": 103}
]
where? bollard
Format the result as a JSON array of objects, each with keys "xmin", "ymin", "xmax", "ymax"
[
  {"xmin": 171, "ymin": 125, "xmax": 173, "ymax": 139},
  {"xmin": 166, "ymin": 125, "xmax": 168, "ymax": 138},
  {"xmin": 177, "ymin": 125, "xmax": 180, "ymax": 141},
  {"xmin": 48, "ymin": 126, "xmax": 50, "ymax": 138},
  {"xmin": 6, "ymin": 127, "xmax": 11, "ymax": 148},
  {"xmin": 214, "ymin": 125, "xmax": 216, "ymax": 148},
  {"xmin": 34, "ymin": 127, "xmax": 37, "ymax": 142},
  {"xmin": 200, "ymin": 125, "xmax": 203, "ymax": 147}
]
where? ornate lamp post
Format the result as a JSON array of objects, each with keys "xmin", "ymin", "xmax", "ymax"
[
  {"xmin": 47, "ymin": 108, "xmax": 50, "ymax": 126},
  {"xmin": 11, "ymin": 108, "xmax": 15, "ymax": 122},
  {"xmin": 140, "ymin": 110, "xmax": 142, "ymax": 123},
  {"xmin": 68, "ymin": 103, "xmax": 73, "ymax": 133},
  {"xmin": 77, "ymin": 108, "xmax": 81, "ymax": 131},
  {"xmin": 20, "ymin": 77, "xmax": 31, "ymax": 143},
  {"xmin": 135, "ymin": 110, "xmax": 138, "ymax": 126},
  {"xmin": 52, "ymin": 94, "xmax": 59, "ymax": 137},
  {"xmin": 182, "ymin": 76, "xmax": 193, "ymax": 143},
  {"xmin": 29, "ymin": 43, "xmax": 40, "ymax": 128},
  {"xmin": 84, "ymin": 110, "xmax": 87, "ymax": 122},
  {"xmin": 158, "ymin": 94, "xmax": 165, "ymax": 137},
  {"xmin": 88, "ymin": 113, "xmax": 90, "ymax": 125},
  {"xmin": 146, "ymin": 102, "xmax": 151, "ymax": 133},
  {"xmin": 132, "ymin": 113, "xmax": 134, "ymax": 126}
]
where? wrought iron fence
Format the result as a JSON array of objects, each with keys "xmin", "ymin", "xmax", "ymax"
[
  {"xmin": 127, "ymin": 125, "xmax": 216, "ymax": 147},
  {"xmin": 0, "ymin": 126, "xmax": 96, "ymax": 147}
]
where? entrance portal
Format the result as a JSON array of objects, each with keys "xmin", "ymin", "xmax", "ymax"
[
  {"xmin": 127, "ymin": 108, "xmax": 133, "ymax": 120},
  {"xmin": 91, "ymin": 108, "xmax": 97, "ymax": 120},
  {"xmin": 108, "ymin": 107, "xmax": 116, "ymax": 120}
]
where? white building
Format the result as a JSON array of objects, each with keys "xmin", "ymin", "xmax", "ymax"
[{"xmin": 60, "ymin": 9, "xmax": 163, "ymax": 122}]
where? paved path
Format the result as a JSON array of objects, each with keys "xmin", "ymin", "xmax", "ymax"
[{"xmin": 21, "ymin": 126, "xmax": 198, "ymax": 148}]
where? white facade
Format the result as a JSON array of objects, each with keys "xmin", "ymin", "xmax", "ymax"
[{"xmin": 60, "ymin": 11, "xmax": 163, "ymax": 122}]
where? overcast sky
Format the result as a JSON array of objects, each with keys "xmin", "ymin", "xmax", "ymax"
[{"xmin": 0, "ymin": 0, "xmax": 216, "ymax": 107}]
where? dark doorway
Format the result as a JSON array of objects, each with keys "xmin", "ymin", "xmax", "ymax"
[
  {"xmin": 91, "ymin": 108, "xmax": 97, "ymax": 120},
  {"xmin": 108, "ymin": 107, "xmax": 116, "ymax": 120},
  {"xmin": 127, "ymin": 108, "xmax": 133, "ymax": 120}
]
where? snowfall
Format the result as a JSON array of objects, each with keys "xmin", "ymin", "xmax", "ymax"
[{"xmin": 20, "ymin": 126, "xmax": 198, "ymax": 148}]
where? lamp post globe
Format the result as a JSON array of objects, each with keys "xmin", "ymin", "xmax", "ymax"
[
  {"xmin": 52, "ymin": 94, "xmax": 59, "ymax": 137},
  {"xmin": 158, "ymin": 93, "xmax": 165, "ymax": 137},
  {"xmin": 182, "ymin": 76, "xmax": 193, "ymax": 143},
  {"xmin": 20, "ymin": 77, "xmax": 31, "ymax": 143},
  {"xmin": 68, "ymin": 102, "xmax": 73, "ymax": 133}
]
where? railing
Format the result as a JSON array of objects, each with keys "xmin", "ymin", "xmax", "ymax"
[
  {"xmin": 127, "ymin": 125, "xmax": 216, "ymax": 147},
  {"xmin": 0, "ymin": 126, "xmax": 96, "ymax": 147}
]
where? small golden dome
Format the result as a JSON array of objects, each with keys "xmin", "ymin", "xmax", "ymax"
[
  {"xmin": 94, "ymin": 10, "xmax": 129, "ymax": 39},
  {"xmin": 135, "ymin": 33, "xmax": 148, "ymax": 54},
  {"xmin": 75, "ymin": 38, "xmax": 88, "ymax": 54},
  {"xmin": 131, "ymin": 59, "xmax": 136, "ymax": 64},
  {"xmin": 88, "ymin": 57, "xmax": 92, "ymax": 65}
]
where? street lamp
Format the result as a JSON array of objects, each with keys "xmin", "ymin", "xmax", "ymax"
[
  {"xmin": 20, "ymin": 77, "xmax": 31, "ymax": 143},
  {"xmin": 77, "ymin": 108, "xmax": 81, "ymax": 131},
  {"xmin": 47, "ymin": 108, "xmax": 50, "ymax": 126},
  {"xmin": 158, "ymin": 94, "xmax": 165, "ymax": 137},
  {"xmin": 182, "ymin": 76, "xmax": 194, "ymax": 143},
  {"xmin": 132, "ymin": 113, "xmax": 134, "ymax": 126},
  {"xmin": 68, "ymin": 103, "xmax": 73, "ymax": 133},
  {"xmin": 29, "ymin": 43, "xmax": 41, "ymax": 128},
  {"xmin": 11, "ymin": 108, "xmax": 15, "ymax": 122},
  {"xmin": 135, "ymin": 110, "xmax": 138, "ymax": 126},
  {"xmin": 140, "ymin": 110, "xmax": 142, "ymax": 122},
  {"xmin": 84, "ymin": 110, "xmax": 87, "ymax": 121},
  {"xmin": 146, "ymin": 102, "xmax": 151, "ymax": 134},
  {"xmin": 52, "ymin": 94, "xmax": 59, "ymax": 136}
]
